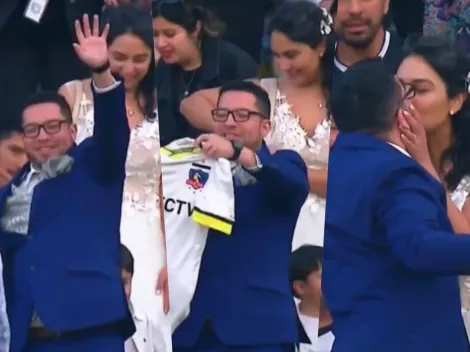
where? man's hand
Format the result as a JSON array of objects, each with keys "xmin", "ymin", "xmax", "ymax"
[
  {"xmin": 156, "ymin": 266, "xmax": 169, "ymax": 314},
  {"xmin": 194, "ymin": 134, "xmax": 235, "ymax": 159}
]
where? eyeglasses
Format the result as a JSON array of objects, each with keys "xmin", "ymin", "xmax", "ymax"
[
  {"xmin": 22, "ymin": 120, "xmax": 69, "ymax": 138},
  {"xmin": 402, "ymin": 83, "xmax": 416, "ymax": 100},
  {"xmin": 211, "ymin": 108, "xmax": 267, "ymax": 122}
]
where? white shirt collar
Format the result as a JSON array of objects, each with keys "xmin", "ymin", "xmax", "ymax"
[
  {"xmin": 334, "ymin": 30, "xmax": 391, "ymax": 72},
  {"xmin": 387, "ymin": 142, "xmax": 410, "ymax": 157}
]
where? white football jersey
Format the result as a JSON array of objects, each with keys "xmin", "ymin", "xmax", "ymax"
[{"xmin": 161, "ymin": 138, "xmax": 234, "ymax": 332}]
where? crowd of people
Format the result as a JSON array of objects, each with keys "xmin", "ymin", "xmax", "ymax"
[{"xmin": 0, "ymin": 0, "xmax": 468, "ymax": 351}]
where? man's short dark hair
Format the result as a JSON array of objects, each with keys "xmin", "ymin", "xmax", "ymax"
[
  {"xmin": 21, "ymin": 91, "xmax": 73, "ymax": 123},
  {"xmin": 217, "ymin": 80, "xmax": 271, "ymax": 118},
  {"xmin": 290, "ymin": 245, "xmax": 323, "ymax": 297},
  {"xmin": 120, "ymin": 244, "xmax": 134, "ymax": 275},
  {"xmin": 331, "ymin": 58, "xmax": 401, "ymax": 135}
]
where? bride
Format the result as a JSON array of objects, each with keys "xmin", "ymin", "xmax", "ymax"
[
  {"xmin": 59, "ymin": 5, "xmax": 170, "ymax": 351},
  {"xmin": 396, "ymin": 36, "xmax": 470, "ymax": 339},
  {"xmin": 262, "ymin": 1, "xmax": 333, "ymax": 250}
]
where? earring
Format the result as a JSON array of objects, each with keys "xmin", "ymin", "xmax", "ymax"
[{"xmin": 450, "ymin": 110, "xmax": 454, "ymax": 116}]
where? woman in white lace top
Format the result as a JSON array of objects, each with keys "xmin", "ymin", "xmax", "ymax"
[
  {"xmin": 59, "ymin": 5, "xmax": 170, "ymax": 351},
  {"xmin": 260, "ymin": 1, "xmax": 334, "ymax": 250},
  {"xmin": 396, "ymin": 36, "xmax": 470, "ymax": 340}
]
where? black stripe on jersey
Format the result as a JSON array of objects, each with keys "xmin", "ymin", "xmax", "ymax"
[
  {"xmin": 192, "ymin": 206, "xmax": 234, "ymax": 225},
  {"xmin": 192, "ymin": 162, "xmax": 211, "ymax": 170}
]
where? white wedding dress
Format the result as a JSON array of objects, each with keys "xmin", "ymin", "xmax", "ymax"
[
  {"xmin": 67, "ymin": 82, "xmax": 171, "ymax": 351},
  {"xmin": 266, "ymin": 90, "xmax": 330, "ymax": 250},
  {"xmin": 451, "ymin": 176, "xmax": 470, "ymax": 342}
]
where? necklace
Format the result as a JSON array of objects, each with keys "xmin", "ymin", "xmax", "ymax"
[{"xmin": 183, "ymin": 70, "xmax": 197, "ymax": 97}]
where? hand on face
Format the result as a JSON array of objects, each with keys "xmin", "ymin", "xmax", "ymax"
[
  {"xmin": 194, "ymin": 134, "xmax": 235, "ymax": 159},
  {"xmin": 398, "ymin": 104, "xmax": 432, "ymax": 167}
]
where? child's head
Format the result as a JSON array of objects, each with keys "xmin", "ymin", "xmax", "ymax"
[
  {"xmin": 290, "ymin": 245, "xmax": 323, "ymax": 305},
  {"xmin": 120, "ymin": 244, "xmax": 134, "ymax": 300}
]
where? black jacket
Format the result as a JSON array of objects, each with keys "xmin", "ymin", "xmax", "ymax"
[
  {"xmin": 0, "ymin": 0, "xmax": 103, "ymax": 33},
  {"xmin": 156, "ymin": 35, "xmax": 258, "ymax": 146}
]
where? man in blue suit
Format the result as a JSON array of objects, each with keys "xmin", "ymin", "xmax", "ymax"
[
  {"xmin": 172, "ymin": 81, "xmax": 310, "ymax": 352},
  {"xmin": 323, "ymin": 58, "xmax": 470, "ymax": 351},
  {"xmin": 0, "ymin": 16, "xmax": 134, "ymax": 352}
]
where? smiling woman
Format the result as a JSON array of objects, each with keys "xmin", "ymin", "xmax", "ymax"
[
  {"xmin": 57, "ymin": 4, "xmax": 171, "ymax": 352},
  {"xmin": 152, "ymin": 0, "xmax": 259, "ymax": 146}
]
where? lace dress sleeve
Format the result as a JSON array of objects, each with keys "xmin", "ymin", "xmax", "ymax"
[{"xmin": 451, "ymin": 176, "xmax": 470, "ymax": 211}]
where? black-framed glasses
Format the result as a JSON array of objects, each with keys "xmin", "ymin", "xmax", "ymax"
[
  {"xmin": 211, "ymin": 108, "xmax": 267, "ymax": 122},
  {"xmin": 22, "ymin": 120, "xmax": 69, "ymax": 138},
  {"xmin": 402, "ymin": 83, "xmax": 416, "ymax": 100}
]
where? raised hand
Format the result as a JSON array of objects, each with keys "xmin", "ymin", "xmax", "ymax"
[{"xmin": 73, "ymin": 14, "xmax": 110, "ymax": 69}]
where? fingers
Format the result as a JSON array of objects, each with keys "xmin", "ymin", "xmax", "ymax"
[
  {"xmin": 101, "ymin": 23, "xmax": 110, "ymax": 40},
  {"xmin": 163, "ymin": 290, "xmax": 170, "ymax": 314},
  {"xmin": 82, "ymin": 14, "xmax": 92, "ymax": 37},
  {"xmin": 400, "ymin": 132, "xmax": 415, "ymax": 149},
  {"xmin": 92, "ymin": 15, "xmax": 100, "ymax": 37},
  {"xmin": 402, "ymin": 106, "xmax": 420, "ymax": 131},
  {"xmin": 194, "ymin": 134, "xmax": 210, "ymax": 147},
  {"xmin": 74, "ymin": 19, "xmax": 85, "ymax": 43},
  {"xmin": 400, "ymin": 124, "xmax": 416, "ymax": 144},
  {"xmin": 72, "ymin": 43, "xmax": 81, "ymax": 57}
]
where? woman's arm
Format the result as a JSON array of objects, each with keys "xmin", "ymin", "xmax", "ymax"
[
  {"xmin": 179, "ymin": 88, "xmax": 220, "ymax": 132},
  {"xmin": 448, "ymin": 195, "xmax": 470, "ymax": 233},
  {"xmin": 308, "ymin": 168, "xmax": 328, "ymax": 199},
  {"xmin": 180, "ymin": 78, "xmax": 261, "ymax": 132}
]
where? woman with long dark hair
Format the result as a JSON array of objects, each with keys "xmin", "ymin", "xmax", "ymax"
[
  {"xmin": 59, "ymin": 4, "xmax": 170, "ymax": 351},
  {"xmin": 396, "ymin": 35, "xmax": 470, "ymax": 339},
  {"xmin": 263, "ymin": 0, "xmax": 334, "ymax": 250},
  {"xmin": 152, "ymin": 0, "xmax": 258, "ymax": 146}
]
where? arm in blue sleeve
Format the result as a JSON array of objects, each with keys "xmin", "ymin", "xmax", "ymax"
[
  {"xmin": 254, "ymin": 148, "xmax": 309, "ymax": 211},
  {"xmin": 82, "ymin": 80, "xmax": 130, "ymax": 184},
  {"xmin": 377, "ymin": 166, "xmax": 470, "ymax": 274}
]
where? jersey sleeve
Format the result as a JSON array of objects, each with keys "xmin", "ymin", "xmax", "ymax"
[{"xmin": 191, "ymin": 158, "xmax": 235, "ymax": 235}]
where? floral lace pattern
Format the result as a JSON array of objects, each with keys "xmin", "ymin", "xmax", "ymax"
[
  {"xmin": 73, "ymin": 90, "xmax": 161, "ymax": 216},
  {"xmin": 265, "ymin": 90, "xmax": 330, "ymax": 214},
  {"xmin": 451, "ymin": 176, "xmax": 470, "ymax": 310}
]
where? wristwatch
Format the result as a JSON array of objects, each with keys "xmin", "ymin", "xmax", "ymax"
[{"xmin": 229, "ymin": 140, "xmax": 244, "ymax": 161}]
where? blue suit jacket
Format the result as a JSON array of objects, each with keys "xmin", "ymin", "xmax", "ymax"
[
  {"xmin": 0, "ymin": 83, "xmax": 135, "ymax": 352},
  {"xmin": 323, "ymin": 132, "xmax": 470, "ymax": 352},
  {"xmin": 173, "ymin": 145, "xmax": 310, "ymax": 347}
]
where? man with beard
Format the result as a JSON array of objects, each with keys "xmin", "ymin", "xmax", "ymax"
[{"xmin": 331, "ymin": 0, "xmax": 403, "ymax": 83}]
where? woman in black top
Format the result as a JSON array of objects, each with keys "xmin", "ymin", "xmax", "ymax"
[{"xmin": 152, "ymin": 0, "xmax": 258, "ymax": 146}]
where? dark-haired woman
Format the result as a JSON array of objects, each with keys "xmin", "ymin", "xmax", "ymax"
[
  {"xmin": 59, "ymin": 5, "xmax": 170, "ymax": 351},
  {"xmin": 263, "ymin": 1, "xmax": 333, "ymax": 250},
  {"xmin": 152, "ymin": 0, "xmax": 258, "ymax": 146},
  {"xmin": 396, "ymin": 35, "xmax": 470, "ymax": 339}
]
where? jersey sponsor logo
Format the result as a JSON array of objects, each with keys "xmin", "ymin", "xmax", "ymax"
[
  {"xmin": 163, "ymin": 197, "xmax": 194, "ymax": 216},
  {"xmin": 186, "ymin": 168, "xmax": 208, "ymax": 190}
]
